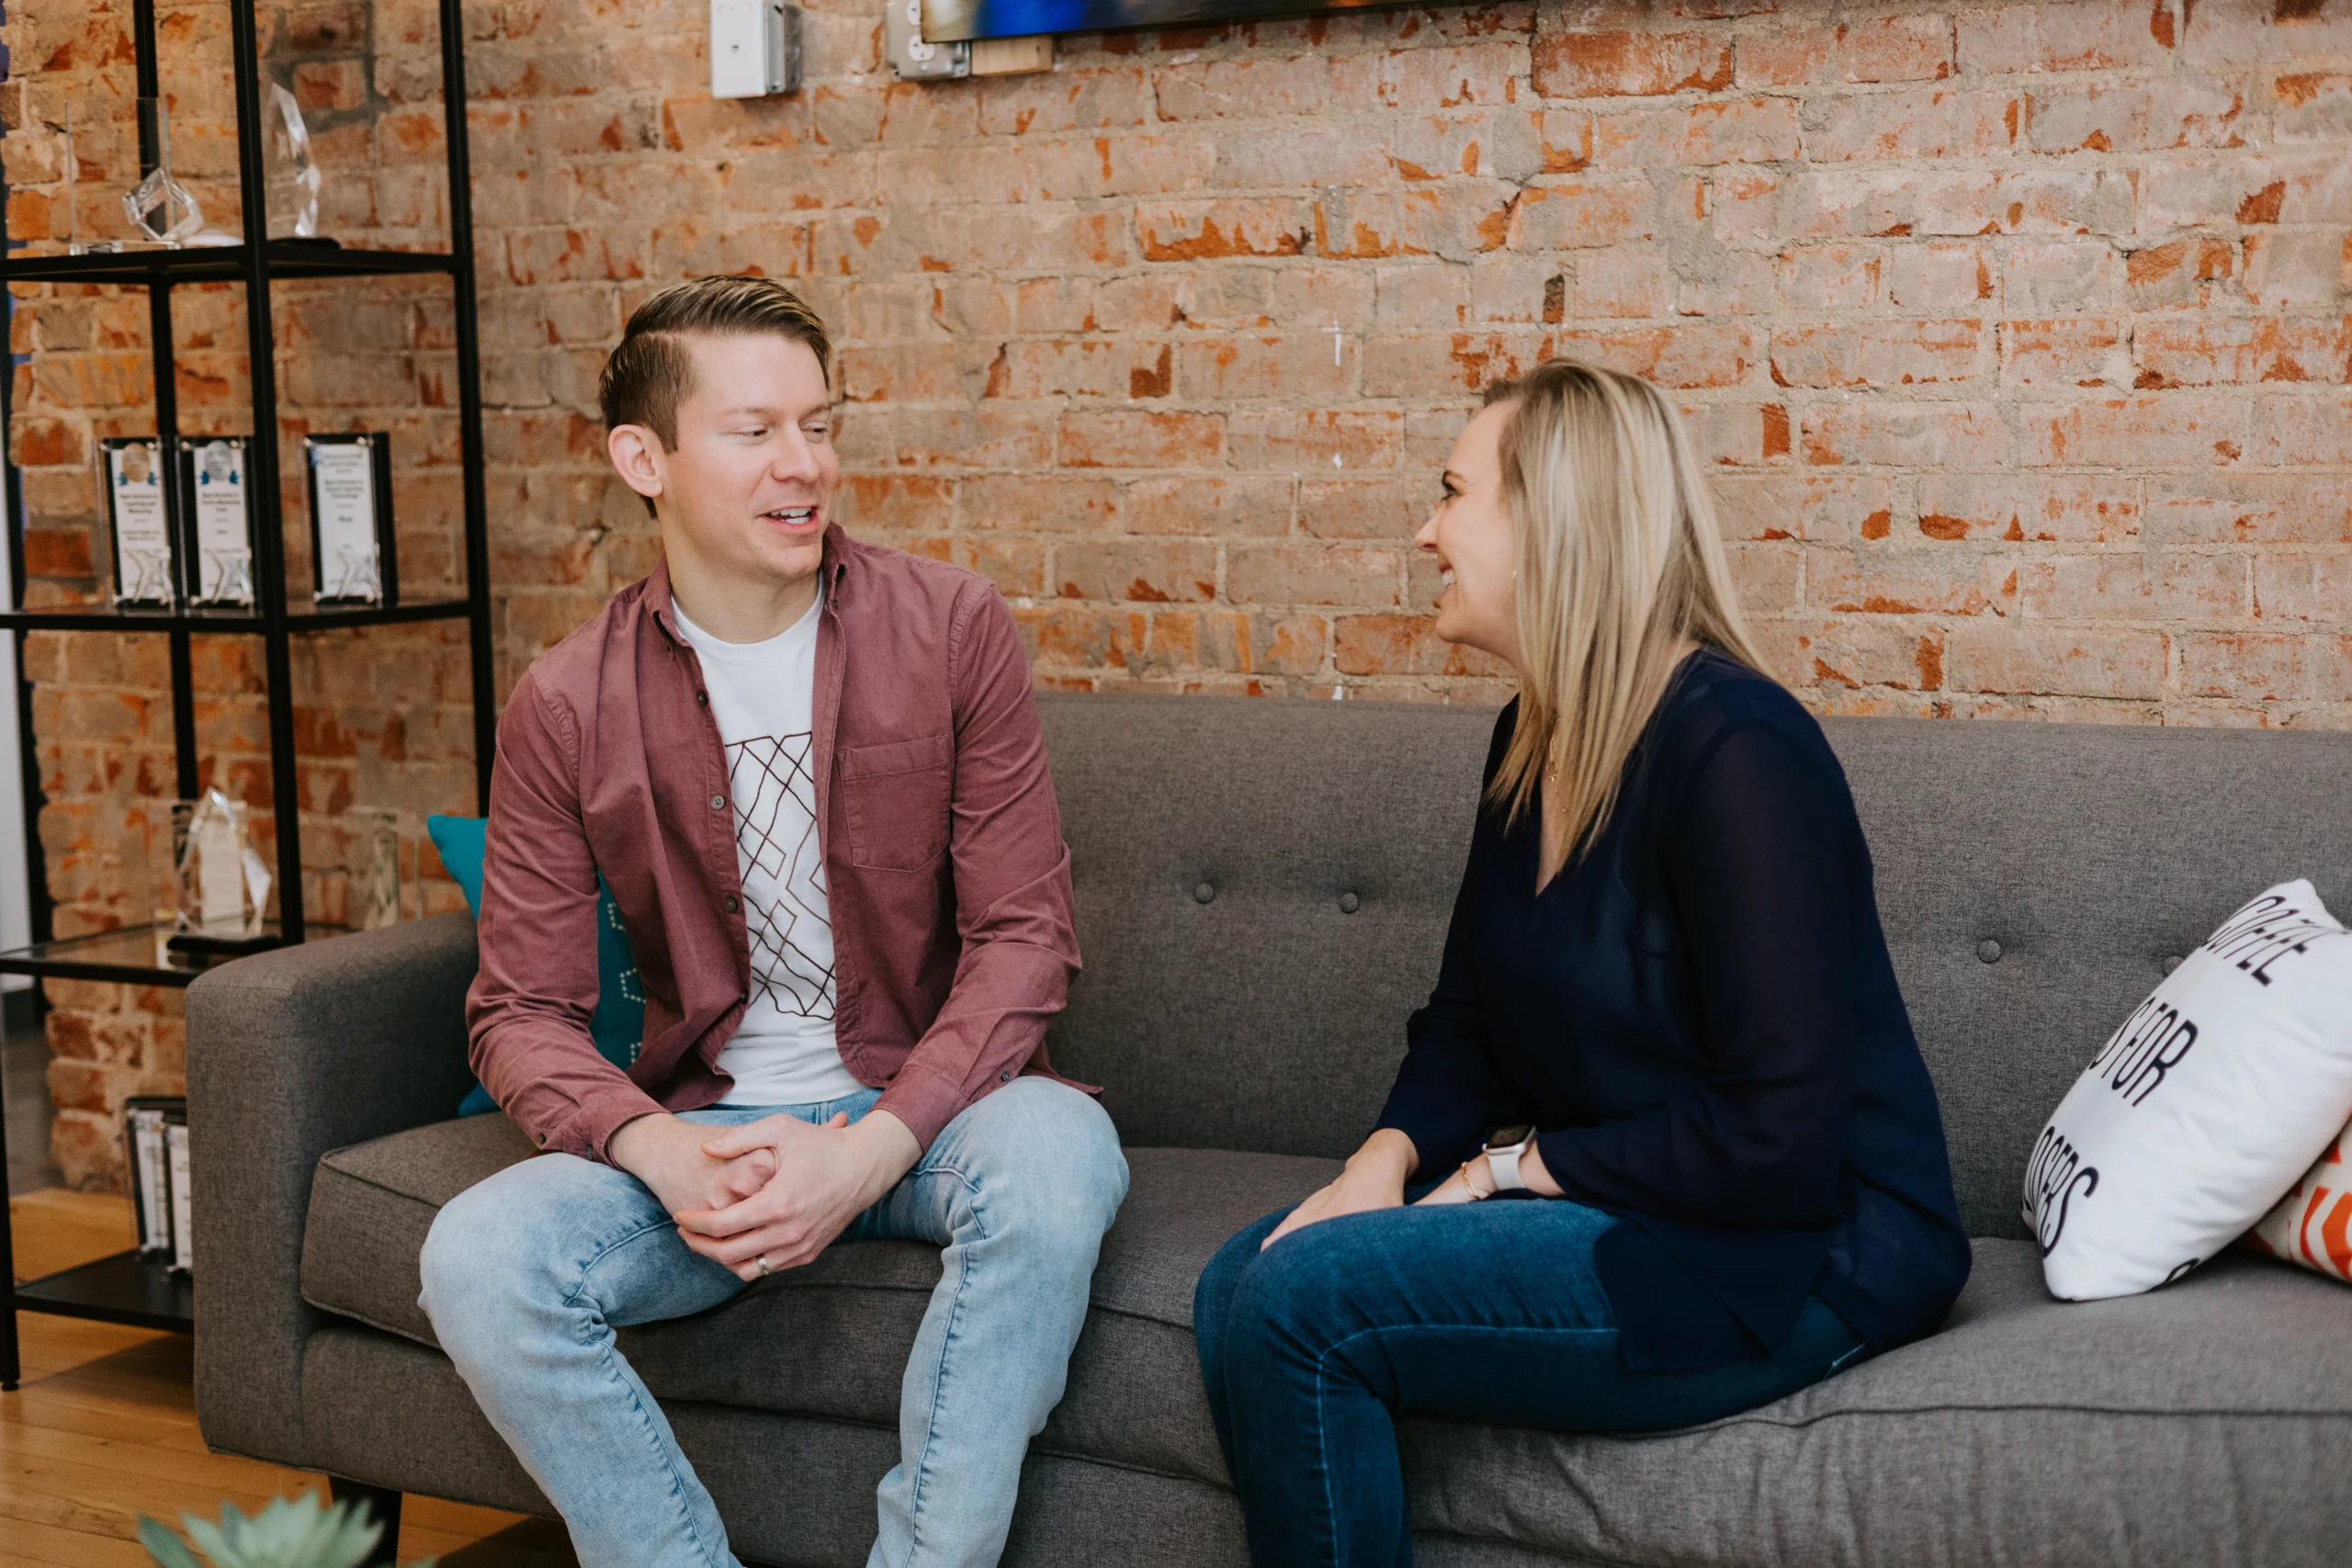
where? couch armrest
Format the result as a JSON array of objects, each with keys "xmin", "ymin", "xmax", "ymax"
[{"xmin": 186, "ymin": 912, "xmax": 479, "ymax": 1468}]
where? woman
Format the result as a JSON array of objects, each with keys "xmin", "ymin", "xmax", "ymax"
[{"xmin": 1193, "ymin": 360, "xmax": 1973, "ymax": 1568}]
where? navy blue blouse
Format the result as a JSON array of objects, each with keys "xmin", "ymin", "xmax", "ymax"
[{"xmin": 1375, "ymin": 650, "xmax": 1972, "ymax": 1371}]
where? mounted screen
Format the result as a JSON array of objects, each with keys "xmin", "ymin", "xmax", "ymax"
[{"xmin": 922, "ymin": 0, "xmax": 1397, "ymax": 43}]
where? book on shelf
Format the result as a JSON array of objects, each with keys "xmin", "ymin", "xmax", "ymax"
[{"xmin": 121, "ymin": 1094, "xmax": 193, "ymax": 1274}]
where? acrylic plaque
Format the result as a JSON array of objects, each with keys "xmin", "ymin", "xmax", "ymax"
[
  {"xmin": 102, "ymin": 436, "xmax": 178, "ymax": 608},
  {"xmin": 305, "ymin": 432, "xmax": 398, "ymax": 605},
  {"xmin": 181, "ymin": 436, "xmax": 257, "ymax": 607}
]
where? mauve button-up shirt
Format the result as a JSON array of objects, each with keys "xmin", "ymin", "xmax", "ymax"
[{"xmin": 468, "ymin": 525, "xmax": 1083, "ymax": 1162}]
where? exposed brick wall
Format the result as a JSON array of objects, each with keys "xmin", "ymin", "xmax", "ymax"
[{"xmin": 7, "ymin": 0, "xmax": 2351, "ymax": 1183}]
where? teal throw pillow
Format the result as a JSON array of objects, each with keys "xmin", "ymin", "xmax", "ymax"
[{"xmin": 427, "ymin": 814, "xmax": 645, "ymax": 1117}]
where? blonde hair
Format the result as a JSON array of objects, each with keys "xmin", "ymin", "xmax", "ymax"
[{"xmin": 1482, "ymin": 359, "xmax": 1772, "ymax": 865}]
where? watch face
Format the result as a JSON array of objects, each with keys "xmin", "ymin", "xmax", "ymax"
[{"xmin": 1486, "ymin": 1123, "xmax": 1535, "ymax": 1151}]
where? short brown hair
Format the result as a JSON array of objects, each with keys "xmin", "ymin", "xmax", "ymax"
[{"xmin": 597, "ymin": 276, "xmax": 831, "ymax": 450}]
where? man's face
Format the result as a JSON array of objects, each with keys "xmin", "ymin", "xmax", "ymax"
[{"xmin": 615, "ymin": 332, "xmax": 837, "ymax": 590}]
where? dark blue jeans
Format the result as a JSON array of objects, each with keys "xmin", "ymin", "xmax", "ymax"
[{"xmin": 1193, "ymin": 1200, "xmax": 1868, "ymax": 1568}]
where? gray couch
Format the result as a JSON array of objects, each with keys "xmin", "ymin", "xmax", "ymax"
[{"xmin": 189, "ymin": 696, "xmax": 2352, "ymax": 1567}]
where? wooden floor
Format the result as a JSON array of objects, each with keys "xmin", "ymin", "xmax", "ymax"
[{"xmin": 5, "ymin": 1190, "xmax": 578, "ymax": 1567}]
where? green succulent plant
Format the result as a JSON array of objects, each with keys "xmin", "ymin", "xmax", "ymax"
[{"xmin": 138, "ymin": 1491, "xmax": 435, "ymax": 1568}]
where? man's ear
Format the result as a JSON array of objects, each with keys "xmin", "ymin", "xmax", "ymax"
[{"xmin": 607, "ymin": 423, "xmax": 666, "ymax": 505}]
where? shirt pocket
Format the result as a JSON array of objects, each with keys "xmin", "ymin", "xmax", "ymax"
[{"xmin": 841, "ymin": 732, "xmax": 953, "ymax": 873}]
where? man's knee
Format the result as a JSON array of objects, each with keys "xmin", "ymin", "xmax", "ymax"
[
  {"xmin": 957, "ymin": 1080, "xmax": 1128, "ymax": 1250},
  {"xmin": 419, "ymin": 1160, "xmax": 580, "ymax": 1332}
]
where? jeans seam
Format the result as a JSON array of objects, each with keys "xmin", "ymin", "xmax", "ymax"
[
  {"xmin": 568, "ymin": 1303, "xmax": 732, "ymax": 1568},
  {"xmin": 1308, "ymin": 1321, "xmax": 1615, "ymax": 1566},
  {"xmin": 902, "ymin": 1163, "xmax": 989, "ymax": 1561}
]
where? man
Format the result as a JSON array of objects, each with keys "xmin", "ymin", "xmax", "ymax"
[{"xmin": 419, "ymin": 276, "xmax": 1126, "ymax": 1568}]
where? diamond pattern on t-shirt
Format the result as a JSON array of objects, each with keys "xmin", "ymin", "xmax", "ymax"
[{"xmin": 727, "ymin": 730, "xmax": 832, "ymax": 1020}]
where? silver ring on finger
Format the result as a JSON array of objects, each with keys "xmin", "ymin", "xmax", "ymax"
[{"xmin": 753, "ymin": 1253, "xmax": 772, "ymax": 1278}]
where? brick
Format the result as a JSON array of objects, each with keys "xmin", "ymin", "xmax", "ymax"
[
  {"xmin": 2019, "ymin": 550, "xmax": 2247, "ymax": 623},
  {"xmin": 1053, "ymin": 541, "xmax": 1218, "ymax": 604},
  {"xmin": 2005, "ymin": 241, "xmax": 2118, "ymax": 313},
  {"xmin": 1228, "ymin": 544, "xmax": 1403, "ymax": 606},
  {"xmin": 2022, "ymin": 395, "xmax": 2249, "ymax": 467},
  {"xmin": 1803, "ymin": 88, "xmax": 2021, "ymax": 163},
  {"xmin": 2137, "ymin": 153, "xmax": 2352, "ymax": 231},
  {"xmin": 2177, "ymin": 633, "xmax": 2352, "ymax": 703},
  {"xmin": 2024, "ymin": 79, "xmax": 2246, "ymax": 154},
  {"xmin": 1778, "ymin": 244, "xmax": 1883, "ymax": 310},
  {"xmin": 1943, "ymin": 625, "xmax": 2170, "ymax": 700},
  {"xmin": 1712, "ymin": 474, "xmax": 1895, "ymax": 542},
  {"xmin": 2133, "ymin": 317, "xmax": 2352, "ymax": 388},
  {"xmin": 1532, "ymin": 30, "xmax": 1734, "ymax": 98},
  {"xmin": 1915, "ymin": 475, "xmax": 2142, "ymax": 542},
  {"xmin": 1559, "ymin": 322, "xmax": 1760, "ymax": 388},
  {"xmin": 1377, "ymin": 42, "xmax": 1531, "ymax": 109},
  {"xmin": 2003, "ymin": 319, "xmax": 2129, "ymax": 388},
  {"xmin": 1229, "ymin": 410, "xmax": 1404, "ymax": 471},
  {"xmin": 2254, "ymin": 549, "xmax": 2352, "ymax": 621},
  {"xmin": 2122, "ymin": 237, "xmax": 2233, "ymax": 308},
  {"xmin": 1125, "ymin": 476, "xmax": 1294, "ymax": 536},
  {"xmin": 1957, "ymin": 3, "xmax": 2180, "ymax": 75},
  {"xmin": 1510, "ymin": 176, "xmax": 1655, "ymax": 250},
  {"xmin": 1770, "ymin": 320, "xmax": 1983, "ymax": 388},
  {"xmin": 1891, "ymin": 243, "xmax": 1997, "ymax": 309},
  {"xmin": 2242, "ymin": 231, "xmax": 2352, "ymax": 307},
  {"xmin": 1801, "ymin": 401, "xmax": 2008, "ymax": 467},
  {"xmin": 1797, "ymin": 620, "xmax": 1951, "ymax": 694},
  {"xmin": 960, "ymin": 475, "xmax": 1120, "ymax": 533},
  {"xmin": 2271, "ymin": 69, "xmax": 2352, "ymax": 143},
  {"xmin": 2252, "ymin": 392, "xmax": 2352, "ymax": 466},
  {"xmin": 1739, "ymin": 14, "xmax": 1956, "ymax": 87},
  {"xmin": 1153, "ymin": 56, "xmax": 1333, "ymax": 119},
  {"xmin": 1576, "ymin": 245, "xmax": 1676, "ymax": 318},
  {"xmin": 1136, "ymin": 198, "xmax": 1310, "ymax": 261},
  {"xmin": 1589, "ymin": 97, "xmax": 1801, "ymax": 167},
  {"xmin": 1299, "ymin": 478, "xmax": 1433, "ymax": 539},
  {"xmin": 1057, "ymin": 411, "xmax": 1225, "ymax": 469}
]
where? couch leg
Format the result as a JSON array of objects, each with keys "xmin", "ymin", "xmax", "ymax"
[{"xmin": 329, "ymin": 1477, "xmax": 403, "ymax": 1566}]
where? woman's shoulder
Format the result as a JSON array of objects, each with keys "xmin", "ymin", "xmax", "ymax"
[{"xmin": 1650, "ymin": 649, "xmax": 1842, "ymax": 786}]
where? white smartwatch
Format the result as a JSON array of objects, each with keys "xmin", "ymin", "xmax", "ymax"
[{"xmin": 1474, "ymin": 1124, "xmax": 1536, "ymax": 1199}]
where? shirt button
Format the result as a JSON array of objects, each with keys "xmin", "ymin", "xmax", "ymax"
[
  {"xmin": 710, "ymin": 793, "xmax": 726, "ymax": 810},
  {"xmin": 724, "ymin": 896, "xmax": 741, "ymax": 914},
  {"xmin": 999, "ymin": 1069, "xmax": 1012, "ymax": 1083},
  {"xmin": 696, "ymin": 691, "xmax": 709, "ymax": 706}
]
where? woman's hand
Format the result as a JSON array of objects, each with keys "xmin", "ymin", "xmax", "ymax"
[{"xmin": 1263, "ymin": 1129, "xmax": 1419, "ymax": 1249}]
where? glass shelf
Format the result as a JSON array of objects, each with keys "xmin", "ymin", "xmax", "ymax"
[
  {"xmin": 0, "ymin": 920, "xmax": 349, "ymax": 987},
  {"xmin": 0, "ymin": 243, "xmax": 459, "ymax": 287},
  {"xmin": 0, "ymin": 599, "xmax": 475, "ymax": 634}
]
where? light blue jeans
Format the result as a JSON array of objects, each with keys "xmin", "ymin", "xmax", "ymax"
[{"xmin": 417, "ymin": 1077, "xmax": 1128, "ymax": 1568}]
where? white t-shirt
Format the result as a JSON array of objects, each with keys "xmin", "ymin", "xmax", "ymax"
[{"xmin": 671, "ymin": 591, "xmax": 864, "ymax": 1107}]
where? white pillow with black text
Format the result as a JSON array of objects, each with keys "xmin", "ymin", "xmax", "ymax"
[{"xmin": 2024, "ymin": 879, "xmax": 2352, "ymax": 1302}]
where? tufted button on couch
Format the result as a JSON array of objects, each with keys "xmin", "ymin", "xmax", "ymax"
[{"xmin": 189, "ymin": 695, "xmax": 2352, "ymax": 1567}]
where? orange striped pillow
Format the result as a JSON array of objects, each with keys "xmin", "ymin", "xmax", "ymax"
[{"xmin": 2245, "ymin": 1127, "xmax": 2352, "ymax": 1281}]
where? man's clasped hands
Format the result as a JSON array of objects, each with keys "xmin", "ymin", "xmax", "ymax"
[{"xmin": 607, "ymin": 1106, "xmax": 924, "ymax": 1281}]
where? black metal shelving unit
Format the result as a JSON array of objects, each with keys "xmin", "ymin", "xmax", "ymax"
[{"xmin": 0, "ymin": 0, "xmax": 493, "ymax": 1391}]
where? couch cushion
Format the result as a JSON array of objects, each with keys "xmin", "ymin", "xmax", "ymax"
[
  {"xmin": 1404, "ymin": 1239, "xmax": 2352, "ymax": 1566},
  {"xmin": 301, "ymin": 1116, "xmax": 1335, "ymax": 1483}
]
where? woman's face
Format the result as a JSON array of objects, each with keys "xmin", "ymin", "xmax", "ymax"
[{"xmin": 1415, "ymin": 400, "xmax": 1521, "ymax": 670}]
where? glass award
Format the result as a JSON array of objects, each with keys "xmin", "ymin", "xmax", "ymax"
[
  {"xmin": 101, "ymin": 436, "xmax": 178, "ymax": 607},
  {"xmin": 170, "ymin": 789, "xmax": 273, "ymax": 941},
  {"xmin": 124, "ymin": 97, "xmax": 205, "ymax": 247},
  {"xmin": 179, "ymin": 436, "xmax": 257, "ymax": 606},
  {"xmin": 266, "ymin": 83, "xmax": 323, "ymax": 241},
  {"xmin": 345, "ymin": 807, "xmax": 403, "ymax": 931},
  {"xmin": 304, "ymin": 432, "xmax": 397, "ymax": 605}
]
